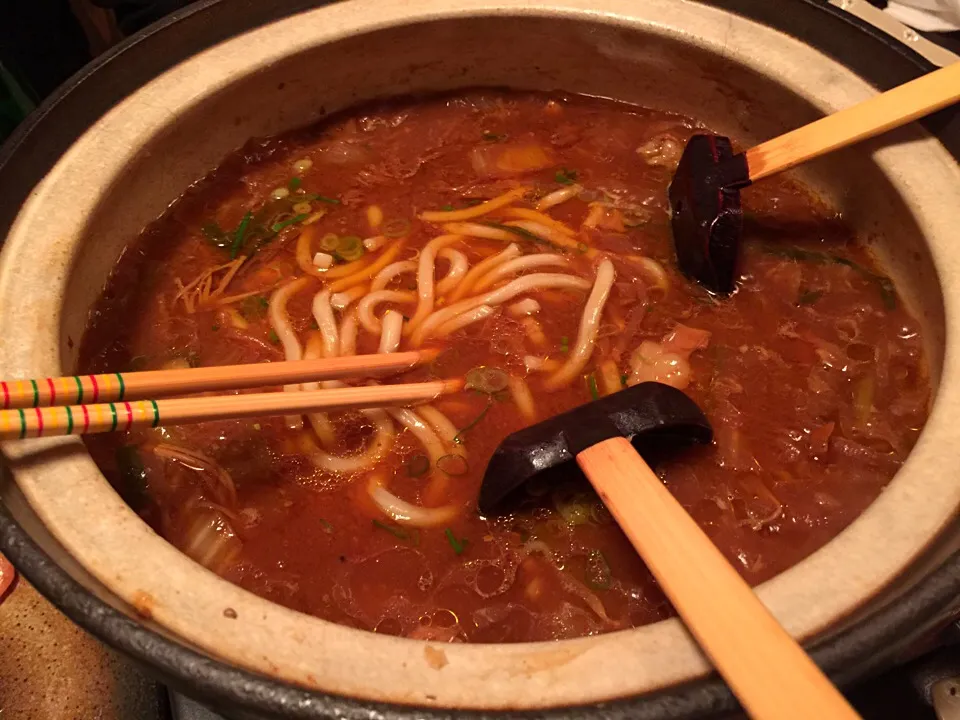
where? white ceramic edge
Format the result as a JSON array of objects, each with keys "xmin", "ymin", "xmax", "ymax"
[{"xmin": 2, "ymin": 0, "xmax": 960, "ymax": 709}]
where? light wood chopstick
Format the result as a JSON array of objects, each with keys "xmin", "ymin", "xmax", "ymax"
[
  {"xmin": 0, "ymin": 351, "xmax": 433, "ymax": 410},
  {"xmin": 0, "ymin": 379, "xmax": 462, "ymax": 440},
  {"xmin": 578, "ymin": 437, "xmax": 860, "ymax": 720},
  {"xmin": 744, "ymin": 61, "xmax": 960, "ymax": 182}
]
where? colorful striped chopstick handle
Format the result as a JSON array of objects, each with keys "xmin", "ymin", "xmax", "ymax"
[
  {"xmin": 0, "ymin": 399, "xmax": 159, "ymax": 440},
  {"xmin": 1, "ymin": 373, "xmax": 128, "ymax": 410}
]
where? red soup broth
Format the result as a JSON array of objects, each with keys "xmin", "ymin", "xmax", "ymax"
[{"xmin": 79, "ymin": 91, "xmax": 929, "ymax": 642}]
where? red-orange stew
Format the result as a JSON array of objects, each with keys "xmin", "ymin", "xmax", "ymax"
[{"xmin": 80, "ymin": 91, "xmax": 929, "ymax": 642}]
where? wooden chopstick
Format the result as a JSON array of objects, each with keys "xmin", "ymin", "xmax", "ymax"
[
  {"xmin": 0, "ymin": 351, "xmax": 433, "ymax": 410},
  {"xmin": 0, "ymin": 379, "xmax": 463, "ymax": 440}
]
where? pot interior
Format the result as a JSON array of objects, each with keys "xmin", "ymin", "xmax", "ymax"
[{"xmin": 2, "ymin": 0, "xmax": 960, "ymax": 710}]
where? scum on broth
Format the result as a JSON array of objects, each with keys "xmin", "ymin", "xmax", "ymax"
[{"xmin": 80, "ymin": 91, "xmax": 929, "ymax": 642}]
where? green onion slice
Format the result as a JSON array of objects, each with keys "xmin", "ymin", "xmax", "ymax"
[
  {"xmin": 437, "ymin": 454, "xmax": 469, "ymax": 476},
  {"xmin": 372, "ymin": 518, "xmax": 410, "ymax": 540},
  {"xmin": 382, "ymin": 218, "xmax": 411, "ymax": 238},
  {"xmin": 453, "ymin": 399, "xmax": 492, "ymax": 445},
  {"xmin": 587, "ymin": 373, "xmax": 600, "ymax": 401},
  {"xmin": 271, "ymin": 213, "xmax": 308, "ymax": 233},
  {"xmin": 407, "ymin": 454, "xmax": 430, "ymax": 477},
  {"xmin": 444, "ymin": 528, "xmax": 468, "ymax": 555},
  {"xmin": 465, "ymin": 366, "xmax": 510, "ymax": 394},
  {"xmin": 585, "ymin": 549, "xmax": 612, "ymax": 590},
  {"xmin": 336, "ymin": 235, "xmax": 365, "ymax": 262},
  {"xmin": 319, "ymin": 233, "xmax": 340, "ymax": 252},
  {"xmin": 230, "ymin": 211, "xmax": 253, "ymax": 259}
]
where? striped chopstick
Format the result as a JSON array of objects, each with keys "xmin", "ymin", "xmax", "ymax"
[
  {"xmin": 0, "ymin": 379, "xmax": 463, "ymax": 440},
  {"xmin": 0, "ymin": 351, "xmax": 432, "ymax": 410}
]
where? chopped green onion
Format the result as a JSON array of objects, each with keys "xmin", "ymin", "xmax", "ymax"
[
  {"xmin": 796, "ymin": 288, "xmax": 824, "ymax": 306},
  {"xmin": 297, "ymin": 193, "xmax": 340, "ymax": 205},
  {"xmin": 560, "ymin": 336, "xmax": 570, "ymax": 354},
  {"xmin": 292, "ymin": 201, "xmax": 313, "ymax": 215},
  {"xmin": 407, "ymin": 454, "xmax": 430, "ymax": 477},
  {"xmin": 382, "ymin": 218, "xmax": 411, "ymax": 238},
  {"xmin": 437, "ymin": 454, "xmax": 469, "ymax": 476},
  {"xmin": 576, "ymin": 241, "xmax": 589, "ymax": 254},
  {"xmin": 318, "ymin": 233, "xmax": 341, "ymax": 252},
  {"xmin": 484, "ymin": 222, "xmax": 541, "ymax": 242},
  {"xmin": 241, "ymin": 295, "xmax": 269, "ymax": 319},
  {"xmin": 586, "ymin": 373, "xmax": 599, "ymax": 401},
  {"xmin": 268, "ymin": 330, "xmax": 280, "ymax": 345},
  {"xmin": 453, "ymin": 399, "xmax": 492, "ymax": 445},
  {"xmin": 554, "ymin": 491, "xmax": 594, "ymax": 526},
  {"xmin": 211, "ymin": 324, "xmax": 220, "ymax": 332},
  {"xmin": 482, "ymin": 132, "xmax": 506, "ymax": 142},
  {"xmin": 372, "ymin": 519, "xmax": 419, "ymax": 545},
  {"xmin": 271, "ymin": 213, "xmax": 308, "ymax": 233},
  {"xmin": 288, "ymin": 177, "xmax": 302, "ymax": 191},
  {"xmin": 372, "ymin": 518, "xmax": 410, "ymax": 540},
  {"xmin": 319, "ymin": 519, "xmax": 334, "ymax": 534},
  {"xmin": 465, "ymin": 366, "xmax": 510, "ymax": 394},
  {"xmin": 620, "ymin": 373, "xmax": 628, "ymax": 387},
  {"xmin": 441, "ymin": 204, "xmax": 455, "ymax": 211},
  {"xmin": 201, "ymin": 222, "xmax": 230, "ymax": 249},
  {"xmin": 444, "ymin": 528, "xmax": 468, "ymax": 555},
  {"xmin": 230, "ymin": 211, "xmax": 253, "ymax": 259},
  {"xmin": 555, "ymin": 168, "xmax": 578, "ymax": 185},
  {"xmin": 336, "ymin": 235, "xmax": 365, "ymax": 262},
  {"xmin": 877, "ymin": 277, "xmax": 897, "ymax": 310},
  {"xmin": 759, "ymin": 243, "xmax": 896, "ymax": 310},
  {"xmin": 585, "ymin": 549, "xmax": 612, "ymax": 590}
]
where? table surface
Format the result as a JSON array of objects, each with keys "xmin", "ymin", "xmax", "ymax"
[{"xmin": 0, "ymin": 569, "xmax": 940, "ymax": 720}]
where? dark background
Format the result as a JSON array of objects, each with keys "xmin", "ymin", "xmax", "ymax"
[{"xmin": 1, "ymin": 0, "xmax": 959, "ymax": 145}]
